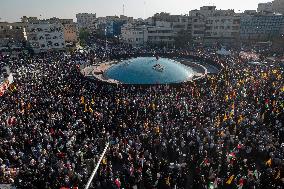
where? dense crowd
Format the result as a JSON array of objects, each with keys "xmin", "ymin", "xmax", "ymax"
[{"xmin": 0, "ymin": 45, "xmax": 283, "ymax": 189}]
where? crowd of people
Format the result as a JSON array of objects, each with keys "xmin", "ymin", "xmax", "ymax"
[{"xmin": 0, "ymin": 43, "xmax": 283, "ymax": 189}]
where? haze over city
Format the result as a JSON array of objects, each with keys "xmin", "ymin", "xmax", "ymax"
[{"xmin": 0, "ymin": 0, "xmax": 273, "ymax": 22}]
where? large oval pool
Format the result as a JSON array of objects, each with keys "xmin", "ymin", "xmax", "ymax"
[{"xmin": 104, "ymin": 57, "xmax": 195, "ymax": 84}]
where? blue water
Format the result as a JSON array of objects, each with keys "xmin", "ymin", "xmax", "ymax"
[{"xmin": 105, "ymin": 57, "xmax": 194, "ymax": 84}]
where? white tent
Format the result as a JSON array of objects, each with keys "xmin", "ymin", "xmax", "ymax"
[{"xmin": 216, "ymin": 48, "xmax": 231, "ymax": 56}]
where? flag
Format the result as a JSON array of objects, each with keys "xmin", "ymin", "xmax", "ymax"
[
  {"xmin": 27, "ymin": 102, "xmax": 31, "ymax": 110},
  {"xmin": 91, "ymin": 98, "xmax": 95, "ymax": 105},
  {"xmin": 265, "ymin": 158, "xmax": 272, "ymax": 167},
  {"xmin": 165, "ymin": 176, "xmax": 170, "ymax": 186},
  {"xmin": 228, "ymin": 152, "xmax": 236, "ymax": 159},
  {"xmin": 84, "ymin": 104, "xmax": 88, "ymax": 112},
  {"xmin": 102, "ymin": 157, "xmax": 107, "ymax": 165},
  {"xmin": 89, "ymin": 106, "xmax": 93, "ymax": 113},
  {"xmin": 155, "ymin": 126, "xmax": 160, "ymax": 133},
  {"xmin": 115, "ymin": 178, "xmax": 121, "ymax": 188},
  {"xmin": 223, "ymin": 114, "xmax": 228, "ymax": 121},
  {"xmin": 237, "ymin": 115, "xmax": 243, "ymax": 124},
  {"xmin": 226, "ymin": 175, "xmax": 234, "ymax": 184},
  {"xmin": 80, "ymin": 96, "xmax": 85, "ymax": 104},
  {"xmin": 200, "ymin": 158, "xmax": 210, "ymax": 167}
]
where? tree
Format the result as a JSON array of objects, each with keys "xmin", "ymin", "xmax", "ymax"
[
  {"xmin": 79, "ymin": 29, "xmax": 90, "ymax": 47},
  {"xmin": 174, "ymin": 30, "xmax": 193, "ymax": 48}
]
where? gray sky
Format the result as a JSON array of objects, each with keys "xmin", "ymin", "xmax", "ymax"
[{"xmin": 0, "ymin": 0, "xmax": 271, "ymax": 22}]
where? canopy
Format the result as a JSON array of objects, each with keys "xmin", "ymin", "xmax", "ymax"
[{"xmin": 216, "ymin": 48, "xmax": 231, "ymax": 56}]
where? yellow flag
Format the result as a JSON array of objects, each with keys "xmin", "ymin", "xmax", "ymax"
[
  {"xmin": 225, "ymin": 95, "xmax": 229, "ymax": 102},
  {"xmin": 91, "ymin": 98, "xmax": 95, "ymax": 105},
  {"xmin": 89, "ymin": 106, "xmax": 93, "ymax": 113},
  {"xmin": 80, "ymin": 96, "xmax": 85, "ymax": 104},
  {"xmin": 223, "ymin": 114, "xmax": 227, "ymax": 121},
  {"xmin": 226, "ymin": 175, "xmax": 234, "ymax": 185},
  {"xmin": 231, "ymin": 103, "xmax": 235, "ymax": 110},
  {"xmin": 155, "ymin": 126, "xmax": 160, "ymax": 133},
  {"xmin": 165, "ymin": 176, "xmax": 170, "ymax": 186},
  {"xmin": 238, "ymin": 115, "xmax": 243, "ymax": 124},
  {"xmin": 266, "ymin": 158, "xmax": 272, "ymax": 167},
  {"xmin": 84, "ymin": 104, "xmax": 88, "ymax": 112},
  {"xmin": 27, "ymin": 103, "xmax": 31, "ymax": 110},
  {"xmin": 102, "ymin": 158, "xmax": 107, "ymax": 165}
]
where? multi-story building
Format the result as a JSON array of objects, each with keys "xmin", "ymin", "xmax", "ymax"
[
  {"xmin": 57, "ymin": 19, "xmax": 78, "ymax": 44},
  {"xmin": 190, "ymin": 14, "xmax": 206, "ymax": 43},
  {"xmin": 24, "ymin": 20, "xmax": 65, "ymax": 53},
  {"xmin": 147, "ymin": 26, "xmax": 174, "ymax": 45},
  {"xmin": 106, "ymin": 20, "xmax": 127, "ymax": 37},
  {"xmin": 94, "ymin": 15, "xmax": 134, "ymax": 37},
  {"xmin": 121, "ymin": 24, "xmax": 146, "ymax": 46},
  {"xmin": 76, "ymin": 13, "xmax": 96, "ymax": 31},
  {"xmin": 240, "ymin": 14, "xmax": 284, "ymax": 42},
  {"xmin": 258, "ymin": 2, "xmax": 273, "ymax": 13},
  {"xmin": 188, "ymin": 6, "xmax": 236, "ymax": 44},
  {"xmin": 204, "ymin": 15, "xmax": 240, "ymax": 45},
  {"xmin": 120, "ymin": 24, "xmax": 174, "ymax": 47},
  {"xmin": 258, "ymin": 0, "xmax": 284, "ymax": 14},
  {"xmin": 0, "ymin": 22, "xmax": 26, "ymax": 50},
  {"xmin": 272, "ymin": 0, "xmax": 284, "ymax": 14}
]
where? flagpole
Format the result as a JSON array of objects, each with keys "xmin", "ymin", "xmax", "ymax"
[{"xmin": 85, "ymin": 142, "xmax": 109, "ymax": 189}]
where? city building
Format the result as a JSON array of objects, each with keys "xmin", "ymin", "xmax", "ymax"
[
  {"xmin": 240, "ymin": 14, "xmax": 284, "ymax": 42},
  {"xmin": 95, "ymin": 15, "xmax": 134, "ymax": 37},
  {"xmin": 106, "ymin": 20, "xmax": 127, "ymax": 37},
  {"xmin": 258, "ymin": 0, "xmax": 284, "ymax": 14},
  {"xmin": 188, "ymin": 6, "xmax": 236, "ymax": 44},
  {"xmin": 57, "ymin": 19, "xmax": 78, "ymax": 45},
  {"xmin": 204, "ymin": 15, "xmax": 240, "ymax": 45},
  {"xmin": 120, "ymin": 24, "xmax": 174, "ymax": 47},
  {"xmin": 24, "ymin": 20, "xmax": 65, "ymax": 53},
  {"xmin": 121, "ymin": 24, "xmax": 146, "ymax": 46},
  {"xmin": 258, "ymin": 2, "xmax": 273, "ymax": 13},
  {"xmin": 147, "ymin": 25, "xmax": 174, "ymax": 46},
  {"xmin": 76, "ymin": 13, "xmax": 96, "ymax": 31},
  {"xmin": 0, "ymin": 22, "xmax": 26, "ymax": 50}
]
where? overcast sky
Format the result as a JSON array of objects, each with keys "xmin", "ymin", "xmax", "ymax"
[{"xmin": 0, "ymin": 0, "xmax": 272, "ymax": 22}]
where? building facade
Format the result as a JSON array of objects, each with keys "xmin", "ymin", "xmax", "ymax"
[
  {"xmin": 106, "ymin": 20, "xmax": 127, "ymax": 37},
  {"xmin": 120, "ymin": 24, "xmax": 174, "ymax": 47},
  {"xmin": 258, "ymin": 2, "xmax": 273, "ymax": 12},
  {"xmin": 188, "ymin": 6, "xmax": 237, "ymax": 44},
  {"xmin": 121, "ymin": 24, "xmax": 146, "ymax": 46},
  {"xmin": 76, "ymin": 13, "xmax": 96, "ymax": 31},
  {"xmin": 258, "ymin": 0, "xmax": 284, "ymax": 14},
  {"xmin": 0, "ymin": 22, "xmax": 26, "ymax": 50},
  {"xmin": 58, "ymin": 19, "xmax": 78, "ymax": 44},
  {"xmin": 240, "ymin": 14, "xmax": 284, "ymax": 42},
  {"xmin": 24, "ymin": 21, "xmax": 65, "ymax": 53},
  {"xmin": 204, "ymin": 15, "xmax": 240, "ymax": 45}
]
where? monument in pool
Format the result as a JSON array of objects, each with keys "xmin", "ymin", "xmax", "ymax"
[{"xmin": 104, "ymin": 57, "xmax": 196, "ymax": 84}]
